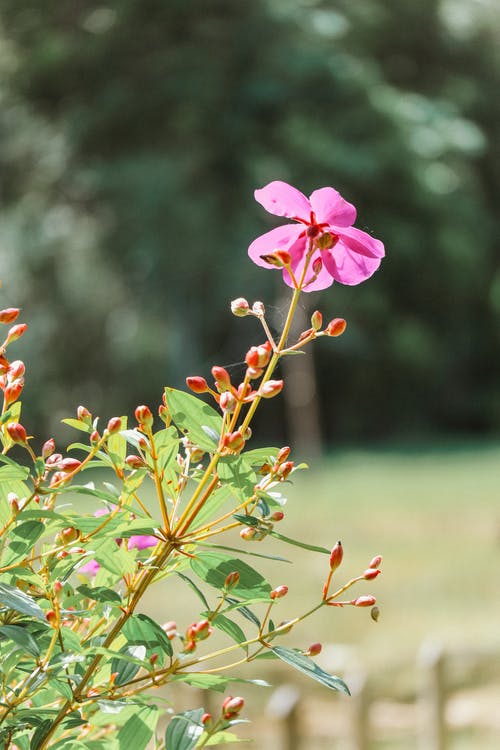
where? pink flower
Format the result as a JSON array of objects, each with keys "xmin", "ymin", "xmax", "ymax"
[
  {"xmin": 127, "ymin": 535, "xmax": 158, "ymax": 551},
  {"xmin": 78, "ymin": 559, "xmax": 101, "ymax": 577},
  {"xmin": 248, "ymin": 181, "xmax": 384, "ymax": 290}
]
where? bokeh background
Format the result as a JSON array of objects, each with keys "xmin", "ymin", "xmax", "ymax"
[{"xmin": 1, "ymin": 1, "xmax": 500, "ymax": 747}]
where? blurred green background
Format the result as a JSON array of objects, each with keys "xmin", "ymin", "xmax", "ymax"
[{"xmin": 1, "ymin": 0, "xmax": 499, "ymax": 446}]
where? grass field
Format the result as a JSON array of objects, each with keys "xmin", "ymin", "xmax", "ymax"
[{"xmin": 142, "ymin": 440, "xmax": 500, "ymax": 747}]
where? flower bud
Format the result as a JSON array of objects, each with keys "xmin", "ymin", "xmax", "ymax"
[
  {"xmin": 259, "ymin": 379, "xmax": 283, "ymax": 398},
  {"xmin": 312, "ymin": 257, "xmax": 323, "ymax": 275},
  {"xmin": 270, "ymin": 510, "xmax": 284, "ymax": 522},
  {"xmin": 224, "ymin": 571, "xmax": 240, "ymax": 589},
  {"xmin": 252, "ymin": 301, "xmax": 265, "ymax": 316},
  {"xmin": 77, "ymin": 406, "xmax": 92, "ymax": 425},
  {"xmin": 222, "ymin": 696, "xmax": 245, "ymax": 720},
  {"xmin": 246, "ymin": 366, "xmax": 264, "ymax": 380},
  {"xmin": 90, "ymin": 429, "xmax": 100, "ymax": 444},
  {"xmin": 6, "ymin": 422, "xmax": 27, "ymax": 444},
  {"xmin": 107, "ymin": 417, "xmax": 122, "ymax": 434},
  {"xmin": 363, "ymin": 568, "xmax": 381, "ymax": 580},
  {"xmin": 231, "ymin": 298, "xmax": 250, "ymax": 317},
  {"xmin": 186, "ymin": 376, "xmax": 209, "ymax": 394},
  {"xmin": 59, "ymin": 458, "xmax": 82, "ymax": 473},
  {"xmin": 42, "ymin": 438, "xmax": 56, "ymax": 459},
  {"xmin": 194, "ymin": 619, "xmax": 213, "ymax": 641},
  {"xmin": 202, "ymin": 713, "xmax": 213, "ymax": 727},
  {"xmin": 240, "ymin": 526, "xmax": 257, "ymax": 541},
  {"xmin": 5, "ymin": 323, "xmax": 27, "ymax": 345},
  {"xmin": 54, "ymin": 580, "xmax": 63, "ymax": 594},
  {"xmin": 277, "ymin": 446, "xmax": 291, "ymax": 463},
  {"xmin": 325, "ymin": 318, "xmax": 347, "ymax": 337},
  {"xmin": 59, "ymin": 526, "xmax": 80, "ymax": 544},
  {"xmin": 329, "ymin": 541, "xmax": 343, "ymax": 572},
  {"xmin": 259, "ymin": 251, "xmax": 290, "ymax": 267},
  {"xmin": 4, "ymin": 379, "xmax": 24, "ymax": 405},
  {"xmin": 8, "ymin": 360, "xmax": 25, "ymax": 379},
  {"xmin": 311, "ymin": 310, "xmax": 323, "ymax": 331},
  {"xmin": 276, "ymin": 461, "xmax": 294, "ymax": 479},
  {"xmin": 149, "ymin": 652, "xmax": 159, "ymax": 665},
  {"xmin": 212, "ymin": 366, "xmax": 231, "ymax": 392},
  {"xmin": 158, "ymin": 404, "xmax": 170, "ymax": 425},
  {"xmin": 245, "ymin": 342, "xmax": 272, "ymax": 369},
  {"xmin": 352, "ymin": 595, "xmax": 377, "ymax": 608},
  {"xmin": 270, "ymin": 584, "xmax": 288, "ymax": 600},
  {"xmin": 0, "ymin": 308, "xmax": 20, "ymax": 324},
  {"xmin": 45, "ymin": 609, "xmax": 58, "ymax": 626},
  {"xmin": 219, "ymin": 391, "xmax": 237, "ymax": 413},
  {"xmin": 317, "ymin": 232, "xmax": 339, "ymax": 250},
  {"xmin": 306, "ymin": 642, "xmax": 322, "ymax": 656},
  {"xmin": 369, "ymin": 555, "xmax": 382, "ymax": 569},
  {"xmin": 162, "ymin": 621, "xmax": 177, "ymax": 639},
  {"xmin": 126, "ymin": 454, "xmax": 145, "ymax": 469},
  {"xmin": 135, "ymin": 405, "xmax": 154, "ymax": 429},
  {"xmin": 223, "ymin": 430, "xmax": 245, "ymax": 453}
]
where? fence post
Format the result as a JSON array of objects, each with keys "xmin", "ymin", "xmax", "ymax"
[
  {"xmin": 267, "ymin": 684, "xmax": 302, "ymax": 750},
  {"xmin": 418, "ymin": 641, "xmax": 447, "ymax": 750}
]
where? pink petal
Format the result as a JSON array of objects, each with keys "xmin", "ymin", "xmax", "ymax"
[
  {"xmin": 309, "ymin": 188, "xmax": 357, "ymax": 227},
  {"xmin": 283, "ymin": 242, "xmax": 334, "ymax": 291},
  {"xmin": 127, "ymin": 535, "xmax": 158, "ymax": 551},
  {"xmin": 248, "ymin": 224, "xmax": 304, "ymax": 268},
  {"xmin": 323, "ymin": 243, "xmax": 382, "ymax": 286},
  {"xmin": 254, "ymin": 181, "xmax": 311, "ymax": 219},
  {"xmin": 78, "ymin": 559, "xmax": 100, "ymax": 577},
  {"xmin": 335, "ymin": 225, "xmax": 385, "ymax": 259}
]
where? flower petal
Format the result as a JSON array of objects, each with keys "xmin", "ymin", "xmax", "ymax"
[
  {"xmin": 254, "ymin": 181, "xmax": 311, "ymax": 219},
  {"xmin": 323, "ymin": 242, "xmax": 382, "ymax": 285},
  {"xmin": 335, "ymin": 225, "xmax": 385, "ymax": 259},
  {"xmin": 282, "ymin": 244, "xmax": 334, "ymax": 291},
  {"xmin": 78, "ymin": 559, "xmax": 100, "ymax": 577},
  {"xmin": 309, "ymin": 187, "xmax": 357, "ymax": 227},
  {"xmin": 248, "ymin": 224, "xmax": 304, "ymax": 268},
  {"xmin": 127, "ymin": 535, "xmax": 158, "ymax": 551}
]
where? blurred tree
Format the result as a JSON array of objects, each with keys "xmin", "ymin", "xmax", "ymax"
[{"xmin": 0, "ymin": 0, "xmax": 498, "ymax": 443}]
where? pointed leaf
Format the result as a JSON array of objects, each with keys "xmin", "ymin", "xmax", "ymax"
[
  {"xmin": 165, "ymin": 708, "xmax": 204, "ymax": 750},
  {"xmin": 0, "ymin": 624, "xmax": 40, "ymax": 657},
  {"xmin": 270, "ymin": 646, "xmax": 350, "ymax": 695},
  {"xmin": 0, "ymin": 582, "xmax": 48, "ymax": 622},
  {"xmin": 190, "ymin": 552, "xmax": 271, "ymax": 600},
  {"xmin": 164, "ymin": 387, "xmax": 223, "ymax": 452}
]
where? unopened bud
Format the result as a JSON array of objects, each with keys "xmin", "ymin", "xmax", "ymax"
[
  {"xmin": 224, "ymin": 571, "xmax": 240, "ymax": 589},
  {"xmin": 222, "ymin": 696, "xmax": 245, "ymax": 720},
  {"xmin": 259, "ymin": 250, "xmax": 290, "ymax": 268},
  {"xmin": 240, "ymin": 526, "xmax": 257, "ymax": 541},
  {"xmin": 363, "ymin": 568, "xmax": 381, "ymax": 580},
  {"xmin": 186, "ymin": 376, "xmax": 209, "ymax": 394},
  {"xmin": 126, "ymin": 454, "xmax": 144, "ymax": 469},
  {"xmin": 270, "ymin": 584, "xmax": 288, "ymax": 600},
  {"xmin": 317, "ymin": 232, "xmax": 339, "ymax": 250},
  {"xmin": 158, "ymin": 404, "xmax": 170, "ymax": 425},
  {"xmin": 5, "ymin": 323, "xmax": 27, "ymax": 345},
  {"xmin": 77, "ymin": 405, "xmax": 92, "ymax": 425},
  {"xmin": 277, "ymin": 446, "xmax": 291, "ymax": 462},
  {"xmin": 259, "ymin": 379, "xmax": 283, "ymax": 398},
  {"xmin": 311, "ymin": 310, "xmax": 323, "ymax": 331},
  {"xmin": 369, "ymin": 555, "xmax": 382, "ymax": 569},
  {"xmin": 42, "ymin": 438, "xmax": 56, "ymax": 459},
  {"xmin": 245, "ymin": 342, "xmax": 272, "ymax": 369},
  {"xmin": 6, "ymin": 422, "xmax": 27, "ymax": 444},
  {"xmin": 135, "ymin": 405, "xmax": 154, "ymax": 429},
  {"xmin": 45, "ymin": 609, "xmax": 58, "ymax": 625},
  {"xmin": 252, "ymin": 301, "xmax": 265, "ymax": 316},
  {"xmin": 194, "ymin": 619, "xmax": 213, "ymax": 641},
  {"xmin": 59, "ymin": 527, "xmax": 80, "ymax": 544},
  {"xmin": 107, "ymin": 417, "xmax": 122, "ymax": 434},
  {"xmin": 329, "ymin": 541, "xmax": 343, "ymax": 572},
  {"xmin": 0, "ymin": 308, "xmax": 20, "ymax": 325},
  {"xmin": 325, "ymin": 318, "xmax": 347, "ymax": 337},
  {"xmin": 223, "ymin": 430, "xmax": 245, "ymax": 453},
  {"xmin": 276, "ymin": 460, "xmax": 294, "ymax": 479},
  {"xmin": 270, "ymin": 511, "xmax": 284, "ymax": 522},
  {"xmin": 312, "ymin": 257, "xmax": 323, "ymax": 274},
  {"xmin": 202, "ymin": 712, "xmax": 213, "ymax": 727},
  {"xmin": 149, "ymin": 653, "xmax": 159, "ymax": 665},
  {"xmin": 90, "ymin": 430, "xmax": 100, "ymax": 444},
  {"xmin": 8, "ymin": 360, "xmax": 25, "ymax": 379},
  {"xmin": 212, "ymin": 366, "xmax": 232, "ymax": 392},
  {"xmin": 54, "ymin": 580, "xmax": 63, "ymax": 594},
  {"xmin": 219, "ymin": 391, "xmax": 237, "ymax": 413},
  {"xmin": 59, "ymin": 458, "xmax": 82, "ymax": 473},
  {"xmin": 4, "ymin": 379, "xmax": 24, "ymax": 405},
  {"xmin": 306, "ymin": 642, "xmax": 322, "ymax": 656},
  {"xmin": 352, "ymin": 595, "xmax": 377, "ymax": 608},
  {"xmin": 231, "ymin": 298, "xmax": 250, "ymax": 317},
  {"xmin": 162, "ymin": 621, "xmax": 177, "ymax": 639}
]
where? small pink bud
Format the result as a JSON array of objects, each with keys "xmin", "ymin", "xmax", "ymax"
[
  {"xmin": 212, "ymin": 366, "xmax": 232, "ymax": 392},
  {"xmin": 126, "ymin": 454, "xmax": 144, "ymax": 469},
  {"xmin": 54, "ymin": 580, "xmax": 63, "ymax": 594},
  {"xmin": 0, "ymin": 308, "xmax": 20, "ymax": 324},
  {"xmin": 9, "ymin": 495, "xmax": 19, "ymax": 514},
  {"xmin": 270, "ymin": 510, "xmax": 284, "ymax": 522},
  {"xmin": 352, "ymin": 595, "xmax": 377, "ymax": 608},
  {"xmin": 42, "ymin": 438, "xmax": 56, "ymax": 459},
  {"xmin": 245, "ymin": 342, "xmax": 272, "ymax": 369},
  {"xmin": 222, "ymin": 696, "xmax": 245, "ymax": 720},
  {"xmin": 252, "ymin": 301, "xmax": 265, "ymax": 316},
  {"xmin": 184, "ymin": 640, "xmax": 196, "ymax": 653},
  {"xmin": 325, "ymin": 318, "xmax": 347, "ymax": 337},
  {"xmin": 270, "ymin": 584, "xmax": 288, "ymax": 600},
  {"xmin": 3, "ymin": 379, "xmax": 24, "ymax": 406},
  {"xmin": 246, "ymin": 366, "xmax": 264, "ymax": 380},
  {"xmin": 186, "ymin": 376, "xmax": 209, "ymax": 394},
  {"xmin": 329, "ymin": 541, "xmax": 343, "ymax": 572},
  {"xmin": 223, "ymin": 430, "xmax": 245, "ymax": 453},
  {"xmin": 135, "ymin": 405, "xmax": 154, "ymax": 428},
  {"xmin": 77, "ymin": 405, "xmax": 92, "ymax": 424},
  {"xmin": 219, "ymin": 391, "xmax": 237, "ymax": 413},
  {"xmin": 107, "ymin": 417, "xmax": 122, "ymax": 434},
  {"xmin": 306, "ymin": 642, "xmax": 322, "ymax": 656},
  {"xmin": 312, "ymin": 257, "xmax": 323, "ymax": 274},
  {"xmin": 259, "ymin": 379, "xmax": 283, "ymax": 398},
  {"xmin": 202, "ymin": 712, "xmax": 213, "ymax": 727},
  {"xmin": 162, "ymin": 621, "xmax": 177, "ymax": 639},
  {"xmin": 8, "ymin": 360, "xmax": 25, "ymax": 379},
  {"xmin": 90, "ymin": 430, "xmax": 100, "ymax": 444},
  {"xmin": 311, "ymin": 310, "xmax": 323, "ymax": 331},
  {"xmin": 231, "ymin": 298, "xmax": 250, "ymax": 317},
  {"xmin": 194, "ymin": 619, "xmax": 213, "ymax": 640},
  {"xmin": 5, "ymin": 323, "xmax": 27, "ymax": 344},
  {"xmin": 45, "ymin": 609, "xmax": 58, "ymax": 625},
  {"xmin": 149, "ymin": 653, "xmax": 159, "ymax": 665},
  {"xmin": 363, "ymin": 568, "xmax": 381, "ymax": 580},
  {"xmin": 277, "ymin": 446, "xmax": 291, "ymax": 462},
  {"xmin": 59, "ymin": 457, "xmax": 82, "ymax": 473},
  {"xmin": 240, "ymin": 526, "xmax": 257, "ymax": 541},
  {"xmin": 224, "ymin": 571, "xmax": 240, "ymax": 589},
  {"xmin": 369, "ymin": 555, "xmax": 382, "ymax": 569},
  {"xmin": 6, "ymin": 422, "xmax": 27, "ymax": 444},
  {"xmin": 60, "ymin": 527, "xmax": 80, "ymax": 544},
  {"xmin": 276, "ymin": 460, "xmax": 294, "ymax": 479}
]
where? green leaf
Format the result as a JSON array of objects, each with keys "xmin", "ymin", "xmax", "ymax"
[
  {"xmin": 123, "ymin": 613, "xmax": 173, "ymax": 657},
  {"xmin": 223, "ymin": 597, "xmax": 261, "ymax": 628},
  {"xmin": 164, "ymin": 387, "xmax": 222, "ymax": 452},
  {"xmin": 30, "ymin": 719, "xmax": 53, "ymax": 750},
  {"xmin": 190, "ymin": 552, "xmax": 271, "ymax": 600},
  {"xmin": 92, "ymin": 539, "xmax": 136, "ymax": 576},
  {"xmin": 107, "ymin": 417, "xmax": 128, "ymax": 468},
  {"xmin": 269, "ymin": 531, "xmax": 330, "ymax": 555},
  {"xmin": 61, "ymin": 418, "xmax": 92, "ymax": 434},
  {"xmin": 171, "ymin": 674, "xmax": 269, "ymax": 692},
  {"xmin": 110, "ymin": 645, "xmax": 147, "ymax": 686},
  {"xmin": 165, "ymin": 708, "xmax": 204, "ymax": 750},
  {"xmin": 175, "ymin": 571, "xmax": 209, "ymax": 609},
  {"xmin": 117, "ymin": 705, "xmax": 158, "ymax": 750},
  {"xmin": 243, "ymin": 447, "xmax": 279, "ymax": 466},
  {"xmin": 0, "ymin": 624, "xmax": 40, "ymax": 657},
  {"xmin": 218, "ymin": 456, "xmax": 256, "ymax": 502},
  {"xmin": 270, "ymin": 646, "xmax": 350, "ymax": 695},
  {"xmin": 203, "ymin": 731, "xmax": 249, "ymax": 745},
  {"xmin": 191, "ymin": 485, "xmax": 234, "ymax": 530},
  {"xmin": 77, "ymin": 585, "xmax": 122, "ymax": 604},
  {"xmin": 0, "ymin": 462, "xmax": 30, "ymax": 481},
  {"xmin": 0, "ymin": 582, "xmax": 48, "ymax": 622},
  {"xmin": 3, "ymin": 521, "xmax": 45, "ymax": 566},
  {"xmin": 211, "ymin": 614, "xmax": 247, "ymax": 650}
]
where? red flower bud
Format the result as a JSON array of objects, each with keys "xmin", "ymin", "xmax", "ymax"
[
  {"xmin": 8, "ymin": 360, "xmax": 25, "ymax": 379},
  {"xmin": 149, "ymin": 653, "xmax": 159, "ymax": 665},
  {"xmin": 325, "ymin": 318, "xmax": 347, "ymax": 337},
  {"xmin": 45, "ymin": 609, "xmax": 58, "ymax": 625},
  {"xmin": 194, "ymin": 619, "xmax": 213, "ymax": 640},
  {"xmin": 158, "ymin": 404, "xmax": 170, "ymax": 425},
  {"xmin": 5, "ymin": 323, "xmax": 27, "ymax": 345},
  {"xmin": 6, "ymin": 422, "xmax": 27, "ymax": 444},
  {"xmin": 219, "ymin": 391, "xmax": 237, "ymax": 413},
  {"xmin": 212, "ymin": 366, "xmax": 232, "ymax": 392},
  {"xmin": 270, "ymin": 584, "xmax": 288, "ymax": 600},
  {"xmin": 223, "ymin": 430, "xmax": 245, "ymax": 453},
  {"xmin": 3, "ymin": 379, "xmax": 24, "ymax": 406},
  {"xmin": 0, "ymin": 308, "xmax": 20, "ymax": 324},
  {"xmin": 277, "ymin": 446, "xmax": 291, "ymax": 463},
  {"xmin": 352, "ymin": 595, "xmax": 377, "ymax": 607},
  {"xmin": 224, "ymin": 571, "xmax": 240, "ymax": 589},
  {"xmin": 270, "ymin": 510, "xmax": 284, "ymax": 522},
  {"xmin": 276, "ymin": 460, "xmax": 294, "ymax": 479},
  {"xmin": 59, "ymin": 458, "xmax": 82, "ymax": 473},
  {"xmin": 202, "ymin": 712, "xmax": 213, "ymax": 727},
  {"xmin": 329, "ymin": 541, "xmax": 343, "ymax": 572},
  {"xmin": 107, "ymin": 417, "xmax": 122, "ymax": 434},
  {"xmin": 245, "ymin": 342, "xmax": 272, "ymax": 369},
  {"xmin": 222, "ymin": 696, "xmax": 245, "ymax": 720},
  {"xmin": 306, "ymin": 642, "xmax": 322, "ymax": 656},
  {"xmin": 230, "ymin": 298, "xmax": 250, "ymax": 317},
  {"xmin": 363, "ymin": 568, "xmax": 381, "ymax": 580},
  {"xmin": 311, "ymin": 310, "xmax": 323, "ymax": 331},
  {"xmin": 77, "ymin": 405, "xmax": 92, "ymax": 424},
  {"xmin": 135, "ymin": 405, "xmax": 153, "ymax": 428},
  {"xmin": 369, "ymin": 555, "xmax": 382, "ymax": 569},
  {"xmin": 162, "ymin": 621, "xmax": 177, "ymax": 639},
  {"xmin": 259, "ymin": 379, "xmax": 283, "ymax": 398},
  {"xmin": 90, "ymin": 430, "xmax": 100, "ymax": 444},
  {"xmin": 186, "ymin": 376, "xmax": 209, "ymax": 394},
  {"xmin": 126, "ymin": 454, "xmax": 144, "ymax": 469},
  {"xmin": 42, "ymin": 438, "xmax": 56, "ymax": 459},
  {"xmin": 53, "ymin": 580, "xmax": 63, "ymax": 594},
  {"xmin": 312, "ymin": 257, "xmax": 323, "ymax": 275},
  {"xmin": 240, "ymin": 526, "xmax": 257, "ymax": 541}
]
